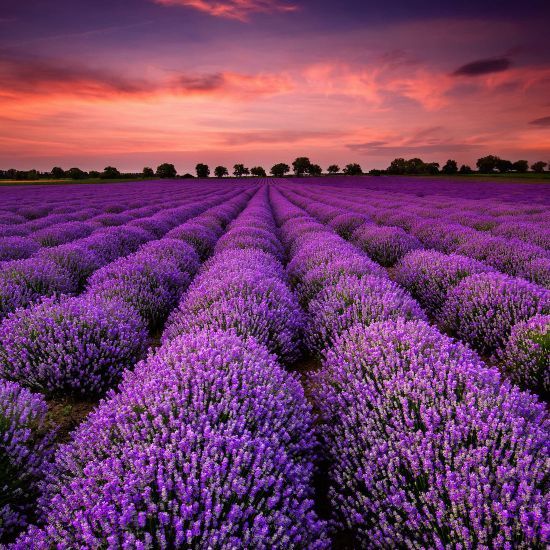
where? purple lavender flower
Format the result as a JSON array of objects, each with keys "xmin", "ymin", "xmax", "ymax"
[
  {"xmin": 440, "ymin": 272, "xmax": 550, "ymax": 354},
  {"xmin": 312, "ymin": 319, "xmax": 549, "ymax": 548},
  {"xmin": 0, "ymin": 258, "xmax": 76, "ymax": 319},
  {"xmin": 0, "ymin": 381, "xmax": 53, "ymax": 543},
  {"xmin": 351, "ymin": 224, "xmax": 423, "ymax": 266},
  {"xmin": 305, "ymin": 274, "xmax": 426, "ymax": 354},
  {"xmin": 31, "ymin": 222, "xmax": 94, "ymax": 248},
  {"xmin": 0, "ymin": 237, "xmax": 40, "ymax": 262},
  {"xmin": 497, "ymin": 314, "xmax": 549, "ymax": 395},
  {"xmin": 327, "ymin": 212, "xmax": 371, "ymax": 239},
  {"xmin": 0, "ymin": 295, "xmax": 147, "ymax": 396},
  {"xmin": 394, "ymin": 249, "xmax": 494, "ymax": 314},
  {"xmin": 17, "ymin": 330, "xmax": 327, "ymax": 548}
]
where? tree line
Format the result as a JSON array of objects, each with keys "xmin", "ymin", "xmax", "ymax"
[{"xmin": 1, "ymin": 156, "xmax": 548, "ymax": 181}]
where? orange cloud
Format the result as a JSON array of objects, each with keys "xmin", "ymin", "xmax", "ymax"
[{"xmin": 153, "ymin": 0, "xmax": 298, "ymax": 21}]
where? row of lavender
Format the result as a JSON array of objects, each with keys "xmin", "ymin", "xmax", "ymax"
[
  {"xmin": 279, "ymin": 183, "xmax": 549, "ymax": 396},
  {"xmin": 269, "ymin": 187, "xmax": 548, "ymax": 548},
  {"xmin": 9, "ymin": 188, "xmax": 329, "ymax": 547},
  {"xmin": 0, "ymin": 186, "xmax": 256, "ymax": 542},
  {"xmin": 0, "ymin": 185, "xmax": 248, "ymax": 320}
]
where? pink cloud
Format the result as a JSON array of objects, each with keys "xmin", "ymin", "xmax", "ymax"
[{"xmin": 153, "ymin": 0, "xmax": 298, "ymax": 21}]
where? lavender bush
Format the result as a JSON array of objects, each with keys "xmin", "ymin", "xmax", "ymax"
[
  {"xmin": 0, "ymin": 295, "xmax": 147, "ymax": 396},
  {"xmin": 440, "ymin": 272, "xmax": 549, "ymax": 354},
  {"xmin": 0, "ymin": 381, "xmax": 52, "ymax": 542},
  {"xmin": 497, "ymin": 314, "xmax": 549, "ymax": 395},
  {"xmin": 312, "ymin": 319, "xmax": 549, "ymax": 548}
]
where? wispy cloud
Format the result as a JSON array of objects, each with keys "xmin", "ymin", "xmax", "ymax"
[
  {"xmin": 453, "ymin": 57, "xmax": 511, "ymax": 77},
  {"xmin": 529, "ymin": 116, "xmax": 550, "ymax": 127},
  {"xmin": 153, "ymin": 0, "xmax": 298, "ymax": 21}
]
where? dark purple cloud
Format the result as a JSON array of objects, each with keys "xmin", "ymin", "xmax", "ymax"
[
  {"xmin": 529, "ymin": 116, "xmax": 550, "ymax": 127},
  {"xmin": 453, "ymin": 57, "xmax": 511, "ymax": 77}
]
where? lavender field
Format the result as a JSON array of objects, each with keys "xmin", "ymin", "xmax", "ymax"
[{"xmin": 0, "ymin": 177, "xmax": 548, "ymax": 548}]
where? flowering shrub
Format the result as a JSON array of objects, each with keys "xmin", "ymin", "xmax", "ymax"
[
  {"xmin": 305, "ymin": 274, "xmax": 426, "ymax": 354},
  {"xmin": 312, "ymin": 319, "xmax": 549, "ymax": 548},
  {"xmin": 164, "ymin": 270, "xmax": 303, "ymax": 363},
  {"xmin": 0, "ymin": 295, "xmax": 147, "ymax": 396},
  {"xmin": 440, "ymin": 272, "xmax": 550, "ymax": 354},
  {"xmin": 0, "ymin": 237, "xmax": 40, "ymax": 262},
  {"xmin": 327, "ymin": 213, "xmax": 371, "ymax": 239},
  {"xmin": 497, "ymin": 314, "xmax": 549, "ymax": 395},
  {"xmin": 215, "ymin": 226, "xmax": 284, "ymax": 260},
  {"xmin": 410, "ymin": 220, "xmax": 477, "ymax": 252},
  {"xmin": 455, "ymin": 235, "xmax": 546, "ymax": 277},
  {"xmin": 31, "ymin": 221, "xmax": 94, "ymax": 248},
  {"xmin": 19, "ymin": 330, "xmax": 327, "ymax": 548},
  {"xmin": 87, "ymin": 246, "xmax": 198, "ymax": 330},
  {"xmin": 351, "ymin": 224, "xmax": 423, "ymax": 266},
  {"xmin": 394, "ymin": 250, "xmax": 494, "ymax": 314},
  {"xmin": 0, "ymin": 258, "xmax": 76, "ymax": 319},
  {"xmin": 523, "ymin": 257, "xmax": 550, "ymax": 288},
  {"xmin": 0, "ymin": 381, "xmax": 52, "ymax": 542},
  {"xmin": 167, "ymin": 221, "xmax": 220, "ymax": 260}
]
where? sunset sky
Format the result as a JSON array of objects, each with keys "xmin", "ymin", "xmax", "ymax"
[{"xmin": 2, "ymin": 0, "xmax": 550, "ymax": 172}]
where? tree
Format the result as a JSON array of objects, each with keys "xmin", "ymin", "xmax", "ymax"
[
  {"xmin": 270, "ymin": 163, "xmax": 290, "ymax": 177},
  {"xmin": 512, "ymin": 160, "xmax": 529, "ymax": 173},
  {"xmin": 156, "ymin": 163, "xmax": 177, "ymax": 178},
  {"xmin": 51, "ymin": 166, "xmax": 65, "ymax": 179},
  {"xmin": 250, "ymin": 166, "xmax": 267, "ymax": 177},
  {"xmin": 327, "ymin": 164, "xmax": 340, "ymax": 174},
  {"xmin": 143, "ymin": 167, "xmax": 154, "ymax": 177},
  {"xmin": 101, "ymin": 166, "xmax": 120, "ymax": 179},
  {"xmin": 182, "ymin": 173, "xmax": 195, "ymax": 178},
  {"xmin": 233, "ymin": 164, "xmax": 250, "ymax": 177},
  {"xmin": 425, "ymin": 162, "xmax": 440, "ymax": 175},
  {"xmin": 368, "ymin": 169, "xmax": 383, "ymax": 176},
  {"xmin": 292, "ymin": 157, "xmax": 312, "ymax": 176},
  {"xmin": 343, "ymin": 163, "xmax": 363, "ymax": 175},
  {"xmin": 404, "ymin": 158, "xmax": 426, "ymax": 175},
  {"xmin": 459, "ymin": 164, "xmax": 473, "ymax": 174},
  {"xmin": 308, "ymin": 164, "xmax": 323, "ymax": 176},
  {"xmin": 88, "ymin": 170, "xmax": 100, "ymax": 178},
  {"xmin": 195, "ymin": 163, "xmax": 210, "ymax": 178},
  {"xmin": 387, "ymin": 158, "xmax": 407, "ymax": 175},
  {"xmin": 495, "ymin": 159, "xmax": 513, "ymax": 173},
  {"xmin": 531, "ymin": 161, "xmax": 547, "ymax": 173},
  {"xmin": 441, "ymin": 159, "xmax": 458, "ymax": 175},
  {"xmin": 476, "ymin": 155, "xmax": 500, "ymax": 173},
  {"xmin": 214, "ymin": 166, "xmax": 229, "ymax": 178},
  {"xmin": 67, "ymin": 167, "xmax": 86, "ymax": 180}
]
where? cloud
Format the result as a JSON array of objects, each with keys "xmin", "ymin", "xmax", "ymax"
[
  {"xmin": 453, "ymin": 57, "xmax": 511, "ymax": 77},
  {"xmin": 218, "ymin": 129, "xmax": 347, "ymax": 146},
  {"xmin": 153, "ymin": 0, "xmax": 298, "ymax": 21},
  {"xmin": 0, "ymin": 53, "xmax": 292, "ymax": 101},
  {"xmin": 529, "ymin": 116, "xmax": 550, "ymax": 127}
]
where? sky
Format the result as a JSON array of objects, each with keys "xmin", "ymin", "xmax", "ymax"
[{"xmin": 1, "ymin": 0, "xmax": 550, "ymax": 172}]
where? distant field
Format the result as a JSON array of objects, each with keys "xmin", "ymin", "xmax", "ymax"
[{"xmin": 1, "ymin": 172, "xmax": 549, "ymax": 186}]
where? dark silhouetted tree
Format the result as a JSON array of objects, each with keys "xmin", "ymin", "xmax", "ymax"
[
  {"xmin": 250, "ymin": 166, "xmax": 267, "ymax": 177},
  {"xmin": 88, "ymin": 170, "xmax": 100, "ymax": 178},
  {"xmin": 308, "ymin": 164, "xmax": 323, "ymax": 176},
  {"xmin": 512, "ymin": 160, "xmax": 528, "ymax": 173},
  {"xmin": 214, "ymin": 166, "xmax": 229, "ymax": 178},
  {"xmin": 233, "ymin": 164, "xmax": 250, "ymax": 177},
  {"xmin": 387, "ymin": 158, "xmax": 407, "ymax": 175},
  {"xmin": 425, "ymin": 162, "xmax": 440, "ymax": 175},
  {"xmin": 51, "ymin": 166, "xmax": 65, "ymax": 179},
  {"xmin": 143, "ymin": 167, "xmax": 154, "ymax": 177},
  {"xmin": 101, "ymin": 166, "xmax": 120, "ymax": 179},
  {"xmin": 343, "ymin": 163, "xmax": 363, "ymax": 175},
  {"xmin": 442, "ymin": 159, "xmax": 458, "ymax": 175},
  {"xmin": 327, "ymin": 164, "xmax": 340, "ymax": 174},
  {"xmin": 271, "ymin": 163, "xmax": 290, "ymax": 177},
  {"xmin": 495, "ymin": 159, "xmax": 513, "ymax": 173},
  {"xmin": 476, "ymin": 155, "xmax": 500, "ymax": 173},
  {"xmin": 182, "ymin": 173, "xmax": 195, "ymax": 178},
  {"xmin": 531, "ymin": 161, "xmax": 547, "ymax": 173},
  {"xmin": 459, "ymin": 164, "xmax": 473, "ymax": 174},
  {"xmin": 67, "ymin": 167, "xmax": 86, "ymax": 180},
  {"xmin": 156, "ymin": 163, "xmax": 177, "ymax": 178},
  {"xmin": 292, "ymin": 157, "xmax": 312, "ymax": 176},
  {"xmin": 195, "ymin": 163, "xmax": 210, "ymax": 178}
]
